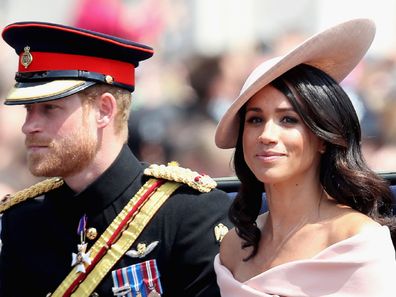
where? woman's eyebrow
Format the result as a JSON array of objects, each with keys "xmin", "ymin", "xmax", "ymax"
[{"xmin": 246, "ymin": 106, "xmax": 295, "ymax": 113}]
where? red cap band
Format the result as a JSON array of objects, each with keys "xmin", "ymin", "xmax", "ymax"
[{"xmin": 18, "ymin": 51, "xmax": 135, "ymax": 86}]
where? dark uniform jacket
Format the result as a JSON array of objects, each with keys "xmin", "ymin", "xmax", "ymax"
[{"xmin": 0, "ymin": 145, "xmax": 233, "ymax": 297}]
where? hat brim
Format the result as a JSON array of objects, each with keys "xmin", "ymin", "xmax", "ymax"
[
  {"xmin": 215, "ymin": 18, "xmax": 376, "ymax": 149},
  {"xmin": 4, "ymin": 80, "xmax": 96, "ymax": 105}
]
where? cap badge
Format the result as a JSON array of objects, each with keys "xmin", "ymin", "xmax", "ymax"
[{"xmin": 21, "ymin": 46, "xmax": 33, "ymax": 68}]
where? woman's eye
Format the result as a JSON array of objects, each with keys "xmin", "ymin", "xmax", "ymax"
[
  {"xmin": 246, "ymin": 116, "xmax": 262, "ymax": 124},
  {"xmin": 281, "ymin": 116, "xmax": 298, "ymax": 124}
]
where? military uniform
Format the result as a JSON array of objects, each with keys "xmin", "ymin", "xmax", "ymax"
[
  {"xmin": 0, "ymin": 145, "xmax": 232, "ymax": 296},
  {"xmin": 0, "ymin": 22, "xmax": 233, "ymax": 297}
]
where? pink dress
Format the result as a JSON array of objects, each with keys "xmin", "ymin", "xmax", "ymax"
[{"xmin": 214, "ymin": 226, "xmax": 396, "ymax": 297}]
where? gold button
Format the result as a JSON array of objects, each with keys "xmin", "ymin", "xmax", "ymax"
[
  {"xmin": 86, "ymin": 227, "xmax": 98, "ymax": 240},
  {"xmin": 105, "ymin": 75, "xmax": 114, "ymax": 84}
]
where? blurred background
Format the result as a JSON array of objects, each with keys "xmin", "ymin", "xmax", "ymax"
[{"xmin": 1, "ymin": 0, "xmax": 396, "ymax": 197}]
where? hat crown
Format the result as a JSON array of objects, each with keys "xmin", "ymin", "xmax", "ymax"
[
  {"xmin": 239, "ymin": 57, "xmax": 282, "ymax": 96},
  {"xmin": 2, "ymin": 21, "xmax": 154, "ymax": 63}
]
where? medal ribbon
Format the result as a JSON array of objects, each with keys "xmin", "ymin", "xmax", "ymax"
[
  {"xmin": 77, "ymin": 214, "xmax": 87, "ymax": 243},
  {"xmin": 112, "ymin": 269, "xmax": 131, "ymax": 297},
  {"xmin": 130, "ymin": 265, "xmax": 142, "ymax": 297},
  {"xmin": 141, "ymin": 260, "xmax": 162, "ymax": 295},
  {"xmin": 112, "ymin": 260, "xmax": 161, "ymax": 297},
  {"xmin": 66, "ymin": 179, "xmax": 164, "ymax": 296}
]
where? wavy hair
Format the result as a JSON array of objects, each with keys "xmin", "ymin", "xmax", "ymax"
[{"xmin": 231, "ymin": 64, "xmax": 396, "ymax": 260}]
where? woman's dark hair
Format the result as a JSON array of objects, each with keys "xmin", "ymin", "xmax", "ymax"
[{"xmin": 230, "ymin": 64, "xmax": 396, "ymax": 260}]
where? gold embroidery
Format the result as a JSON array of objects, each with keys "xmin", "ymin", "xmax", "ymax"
[
  {"xmin": 144, "ymin": 163, "xmax": 216, "ymax": 193},
  {"xmin": 0, "ymin": 177, "xmax": 64, "ymax": 213}
]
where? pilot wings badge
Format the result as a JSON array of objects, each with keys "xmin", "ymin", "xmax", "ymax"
[{"xmin": 126, "ymin": 241, "xmax": 159, "ymax": 258}]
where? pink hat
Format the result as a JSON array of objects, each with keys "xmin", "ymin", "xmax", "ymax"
[{"xmin": 215, "ymin": 18, "xmax": 376, "ymax": 149}]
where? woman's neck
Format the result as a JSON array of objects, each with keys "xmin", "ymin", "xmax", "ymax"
[{"xmin": 264, "ymin": 178, "xmax": 325, "ymax": 234}]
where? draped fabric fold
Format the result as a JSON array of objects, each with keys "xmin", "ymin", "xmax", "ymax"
[{"xmin": 215, "ymin": 226, "xmax": 396, "ymax": 297}]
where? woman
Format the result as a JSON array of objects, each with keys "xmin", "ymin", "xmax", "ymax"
[{"xmin": 214, "ymin": 18, "xmax": 396, "ymax": 296}]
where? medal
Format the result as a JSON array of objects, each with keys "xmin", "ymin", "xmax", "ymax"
[
  {"xmin": 71, "ymin": 214, "xmax": 91, "ymax": 273},
  {"xmin": 147, "ymin": 287, "xmax": 161, "ymax": 297},
  {"xmin": 71, "ymin": 243, "xmax": 91, "ymax": 273}
]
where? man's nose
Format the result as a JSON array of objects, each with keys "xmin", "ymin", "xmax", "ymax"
[{"xmin": 22, "ymin": 110, "xmax": 42, "ymax": 135}]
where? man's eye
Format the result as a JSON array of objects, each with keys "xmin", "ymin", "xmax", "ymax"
[{"xmin": 44, "ymin": 105, "xmax": 57, "ymax": 110}]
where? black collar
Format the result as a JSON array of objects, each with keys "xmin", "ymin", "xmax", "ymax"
[{"xmin": 46, "ymin": 145, "xmax": 145, "ymax": 216}]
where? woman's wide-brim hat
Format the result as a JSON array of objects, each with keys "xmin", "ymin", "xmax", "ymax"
[{"xmin": 215, "ymin": 18, "xmax": 376, "ymax": 149}]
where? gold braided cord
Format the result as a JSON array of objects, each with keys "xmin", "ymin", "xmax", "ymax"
[
  {"xmin": 0, "ymin": 177, "xmax": 64, "ymax": 213},
  {"xmin": 73, "ymin": 181, "xmax": 181, "ymax": 297},
  {"xmin": 52, "ymin": 179, "xmax": 181, "ymax": 297},
  {"xmin": 144, "ymin": 163, "xmax": 217, "ymax": 193}
]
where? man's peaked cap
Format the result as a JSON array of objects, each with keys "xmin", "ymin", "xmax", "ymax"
[{"xmin": 2, "ymin": 21, "xmax": 154, "ymax": 105}]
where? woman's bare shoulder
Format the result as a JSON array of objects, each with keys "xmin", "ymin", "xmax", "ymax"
[
  {"xmin": 329, "ymin": 206, "xmax": 380, "ymax": 242},
  {"xmin": 219, "ymin": 213, "xmax": 267, "ymax": 269},
  {"xmin": 219, "ymin": 227, "xmax": 244, "ymax": 269}
]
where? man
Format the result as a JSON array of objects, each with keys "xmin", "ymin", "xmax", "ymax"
[{"xmin": 0, "ymin": 21, "xmax": 232, "ymax": 297}]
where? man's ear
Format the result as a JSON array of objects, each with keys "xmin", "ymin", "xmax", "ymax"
[{"xmin": 96, "ymin": 92, "xmax": 116, "ymax": 128}]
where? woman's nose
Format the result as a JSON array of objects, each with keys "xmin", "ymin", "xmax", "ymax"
[{"xmin": 257, "ymin": 121, "xmax": 278, "ymax": 144}]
